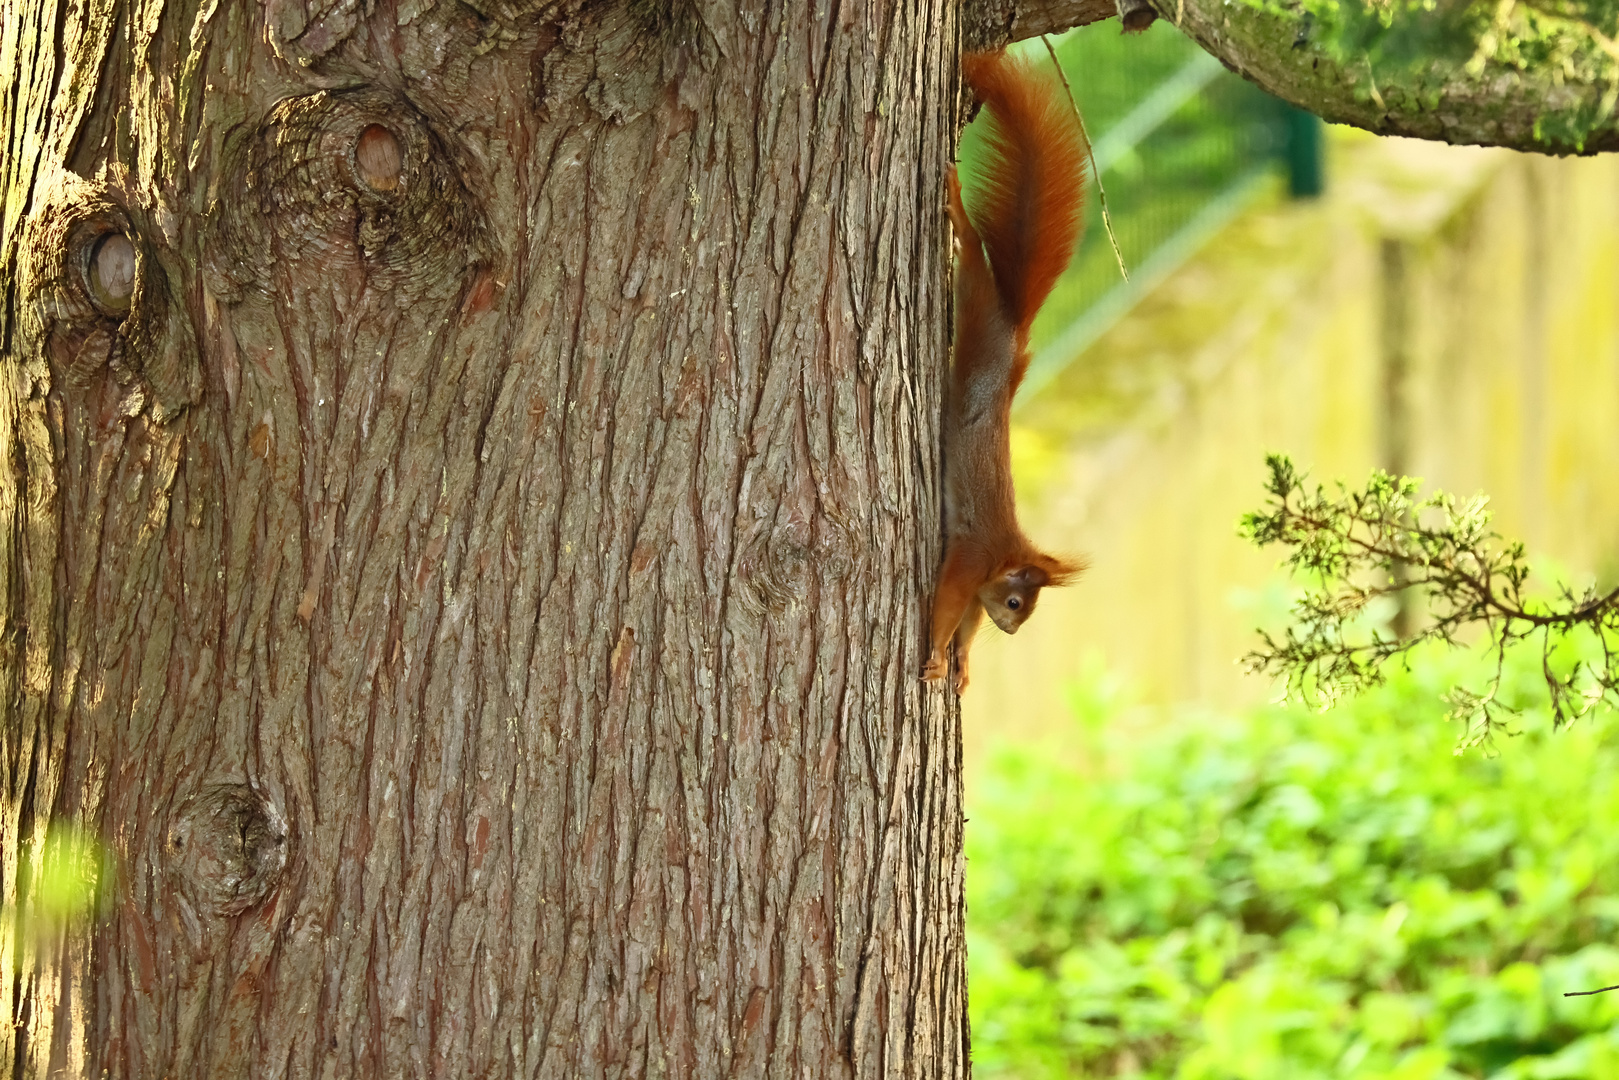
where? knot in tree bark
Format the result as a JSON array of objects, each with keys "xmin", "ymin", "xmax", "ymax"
[{"xmin": 164, "ymin": 784, "xmax": 288, "ymax": 919}]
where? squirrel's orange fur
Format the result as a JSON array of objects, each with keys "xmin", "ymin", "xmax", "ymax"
[{"xmin": 921, "ymin": 50, "xmax": 1089, "ymax": 695}]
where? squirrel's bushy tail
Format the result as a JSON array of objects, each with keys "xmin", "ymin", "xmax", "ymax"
[{"xmin": 960, "ymin": 50, "xmax": 1089, "ymax": 336}]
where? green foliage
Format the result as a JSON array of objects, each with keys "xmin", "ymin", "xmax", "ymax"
[
  {"xmin": 967, "ymin": 653, "xmax": 1619, "ymax": 1079},
  {"xmin": 31, "ymin": 827, "xmax": 109, "ymax": 920},
  {"xmin": 1, "ymin": 827, "xmax": 109, "ymax": 972},
  {"xmin": 1240, "ymin": 454, "xmax": 1619, "ymax": 750}
]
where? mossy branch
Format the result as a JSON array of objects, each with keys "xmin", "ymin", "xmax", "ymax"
[
  {"xmin": 1241, "ymin": 454, "xmax": 1619, "ymax": 749},
  {"xmin": 1166, "ymin": 0, "xmax": 1619, "ymax": 154}
]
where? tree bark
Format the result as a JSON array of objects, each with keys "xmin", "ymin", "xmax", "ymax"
[
  {"xmin": 963, "ymin": 0, "xmax": 1118, "ymax": 47},
  {"xmin": 0, "ymin": 2, "xmax": 967, "ymax": 1077}
]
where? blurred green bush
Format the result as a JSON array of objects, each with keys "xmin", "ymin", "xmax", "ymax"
[{"xmin": 967, "ymin": 649, "xmax": 1619, "ymax": 1079}]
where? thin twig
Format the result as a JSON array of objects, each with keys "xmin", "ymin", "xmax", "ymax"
[
  {"xmin": 1566, "ymin": 985, "xmax": 1619, "ymax": 996},
  {"xmin": 1041, "ymin": 34, "xmax": 1129, "ymax": 283}
]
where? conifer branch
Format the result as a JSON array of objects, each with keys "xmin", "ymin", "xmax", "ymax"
[{"xmin": 1241, "ymin": 454, "xmax": 1619, "ymax": 749}]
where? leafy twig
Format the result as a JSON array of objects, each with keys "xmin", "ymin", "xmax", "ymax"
[{"xmin": 1240, "ymin": 454, "xmax": 1619, "ymax": 749}]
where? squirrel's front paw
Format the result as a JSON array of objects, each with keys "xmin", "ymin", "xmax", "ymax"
[{"xmin": 920, "ymin": 653, "xmax": 948, "ymax": 683}]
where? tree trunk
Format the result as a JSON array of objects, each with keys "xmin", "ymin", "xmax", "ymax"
[{"xmin": 0, "ymin": 2, "xmax": 969, "ymax": 1076}]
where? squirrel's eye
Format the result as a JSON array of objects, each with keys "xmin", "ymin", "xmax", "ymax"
[{"xmin": 1007, "ymin": 597, "xmax": 1021, "ymax": 610}]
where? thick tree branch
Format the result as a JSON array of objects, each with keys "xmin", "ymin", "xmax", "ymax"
[
  {"xmin": 964, "ymin": 0, "xmax": 1118, "ymax": 49},
  {"xmin": 968, "ymin": 0, "xmax": 1619, "ymax": 155},
  {"xmin": 1160, "ymin": 1, "xmax": 1619, "ymax": 155}
]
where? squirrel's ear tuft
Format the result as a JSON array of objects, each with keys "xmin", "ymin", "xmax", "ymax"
[
  {"xmin": 1009, "ymin": 564, "xmax": 1048, "ymax": 589},
  {"xmin": 1029, "ymin": 552, "xmax": 1086, "ymax": 588}
]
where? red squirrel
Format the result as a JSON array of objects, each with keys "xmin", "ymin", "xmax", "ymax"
[{"xmin": 921, "ymin": 50, "xmax": 1089, "ymax": 695}]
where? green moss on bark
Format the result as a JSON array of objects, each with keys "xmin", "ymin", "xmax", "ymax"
[{"xmin": 1166, "ymin": 0, "xmax": 1619, "ymax": 153}]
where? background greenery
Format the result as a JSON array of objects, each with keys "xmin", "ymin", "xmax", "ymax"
[{"xmin": 967, "ymin": 647, "xmax": 1619, "ymax": 1079}]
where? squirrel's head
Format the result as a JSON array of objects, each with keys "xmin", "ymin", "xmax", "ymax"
[{"xmin": 978, "ymin": 554, "xmax": 1084, "ymax": 634}]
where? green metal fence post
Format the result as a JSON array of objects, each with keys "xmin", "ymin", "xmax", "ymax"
[{"xmin": 1286, "ymin": 106, "xmax": 1325, "ymax": 198}]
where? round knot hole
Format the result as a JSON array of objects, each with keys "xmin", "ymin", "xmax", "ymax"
[
  {"xmin": 356, "ymin": 124, "xmax": 404, "ymax": 192},
  {"xmin": 87, "ymin": 232, "xmax": 135, "ymax": 314}
]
